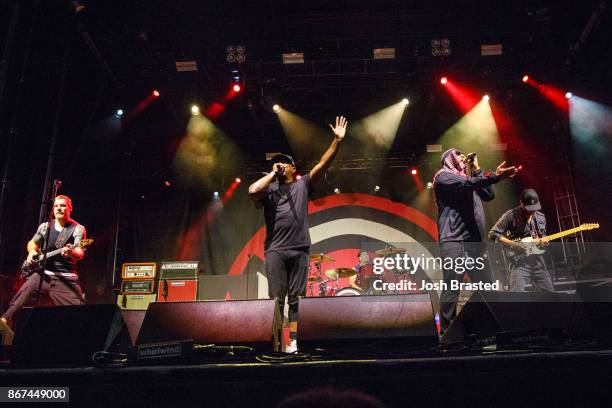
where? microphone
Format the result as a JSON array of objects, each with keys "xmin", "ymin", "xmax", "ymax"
[{"xmin": 53, "ymin": 179, "xmax": 63, "ymax": 188}]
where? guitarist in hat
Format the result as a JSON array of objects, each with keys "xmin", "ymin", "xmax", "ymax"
[
  {"xmin": 1, "ymin": 195, "xmax": 87, "ymax": 326},
  {"xmin": 489, "ymin": 189, "xmax": 554, "ymax": 292}
]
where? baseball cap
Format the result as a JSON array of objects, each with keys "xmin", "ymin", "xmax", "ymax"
[
  {"xmin": 520, "ymin": 189, "xmax": 541, "ymax": 211},
  {"xmin": 270, "ymin": 153, "xmax": 295, "ymax": 166}
]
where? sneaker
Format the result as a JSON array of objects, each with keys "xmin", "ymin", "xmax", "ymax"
[{"xmin": 285, "ymin": 339, "xmax": 297, "ymax": 353}]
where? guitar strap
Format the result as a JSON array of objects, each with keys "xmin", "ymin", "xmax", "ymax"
[{"xmin": 54, "ymin": 221, "xmax": 78, "ymax": 249}]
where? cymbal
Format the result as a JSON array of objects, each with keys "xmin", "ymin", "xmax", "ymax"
[
  {"xmin": 307, "ymin": 276, "xmax": 323, "ymax": 282},
  {"xmin": 375, "ymin": 247, "xmax": 406, "ymax": 256},
  {"xmin": 325, "ymin": 268, "xmax": 357, "ymax": 279},
  {"xmin": 309, "ymin": 253, "xmax": 335, "ymax": 263}
]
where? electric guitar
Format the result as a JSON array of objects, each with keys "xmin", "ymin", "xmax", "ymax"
[
  {"xmin": 509, "ymin": 223, "xmax": 599, "ymax": 257},
  {"xmin": 21, "ymin": 239, "xmax": 93, "ymax": 278}
]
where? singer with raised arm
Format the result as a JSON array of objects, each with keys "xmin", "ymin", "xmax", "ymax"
[
  {"xmin": 433, "ymin": 148, "xmax": 518, "ymax": 337},
  {"xmin": 248, "ymin": 115, "xmax": 348, "ymax": 353},
  {"xmin": 1, "ymin": 195, "xmax": 87, "ymax": 327}
]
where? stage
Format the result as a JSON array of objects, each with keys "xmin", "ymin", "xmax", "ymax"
[{"xmin": 1, "ymin": 347, "xmax": 611, "ymax": 407}]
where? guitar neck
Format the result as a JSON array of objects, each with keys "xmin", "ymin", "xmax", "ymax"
[
  {"xmin": 42, "ymin": 247, "xmax": 65, "ymax": 259},
  {"xmin": 543, "ymin": 227, "xmax": 586, "ymax": 242}
]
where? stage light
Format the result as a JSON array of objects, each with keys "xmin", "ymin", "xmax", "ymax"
[
  {"xmin": 163, "ymin": 180, "xmax": 171, "ymax": 187},
  {"xmin": 191, "ymin": 105, "xmax": 200, "ymax": 115},
  {"xmin": 333, "ymin": 188, "xmax": 340, "ymax": 194},
  {"xmin": 213, "ymin": 191, "xmax": 219, "ymax": 197},
  {"xmin": 374, "ymin": 185, "xmax": 380, "ymax": 192},
  {"xmin": 402, "ymin": 98, "xmax": 409, "ymax": 106},
  {"xmin": 440, "ymin": 77, "xmax": 448, "ymax": 85},
  {"xmin": 522, "ymin": 75, "xmax": 529, "ymax": 83},
  {"xmin": 565, "ymin": 92, "xmax": 573, "ymax": 99},
  {"xmin": 235, "ymin": 177, "xmax": 241, "ymax": 183},
  {"xmin": 411, "ymin": 169, "xmax": 418, "ymax": 175},
  {"xmin": 272, "ymin": 104, "xmax": 281, "ymax": 113},
  {"xmin": 153, "ymin": 90, "xmax": 160, "ymax": 97},
  {"xmin": 296, "ymin": 174, "xmax": 302, "ymax": 180},
  {"xmin": 483, "ymin": 95, "xmax": 490, "ymax": 102},
  {"xmin": 426, "ymin": 182, "xmax": 433, "ymax": 189},
  {"xmin": 233, "ymin": 83, "xmax": 241, "ymax": 93},
  {"xmin": 115, "ymin": 109, "xmax": 124, "ymax": 118}
]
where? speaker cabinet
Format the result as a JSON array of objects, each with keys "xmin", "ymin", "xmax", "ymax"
[
  {"xmin": 136, "ymin": 299, "xmax": 282, "ymax": 351},
  {"xmin": 298, "ymin": 293, "xmax": 438, "ymax": 350},
  {"xmin": 11, "ymin": 304, "xmax": 124, "ymax": 367}
]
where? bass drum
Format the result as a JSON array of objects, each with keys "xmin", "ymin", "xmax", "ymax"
[{"xmin": 334, "ymin": 287, "xmax": 363, "ymax": 296}]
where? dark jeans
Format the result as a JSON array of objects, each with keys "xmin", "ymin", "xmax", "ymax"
[
  {"xmin": 439, "ymin": 241, "xmax": 492, "ymax": 336},
  {"xmin": 2, "ymin": 273, "xmax": 84, "ymax": 321},
  {"xmin": 509, "ymin": 256, "xmax": 554, "ymax": 292},
  {"xmin": 265, "ymin": 248, "xmax": 309, "ymax": 322}
]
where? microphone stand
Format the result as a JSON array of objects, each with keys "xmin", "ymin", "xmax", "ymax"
[{"xmin": 35, "ymin": 179, "xmax": 62, "ymax": 305}]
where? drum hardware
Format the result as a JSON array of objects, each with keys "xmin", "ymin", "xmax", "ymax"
[
  {"xmin": 325, "ymin": 268, "xmax": 357, "ymax": 280},
  {"xmin": 335, "ymin": 287, "xmax": 362, "ymax": 296},
  {"xmin": 309, "ymin": 253, "xmax": 336, "ymax": 263},
  {"xmin": 375, "ymin": 246, "xmax": 406, "ymax": 257}
]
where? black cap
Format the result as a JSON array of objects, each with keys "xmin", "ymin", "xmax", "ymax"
[
  {"xmin": 520, "ymin": 189, "xmax": 541, "ymax": 211},
  {"xmin": 270, "ymin": 153, "xmax": 295, "ymax": 166}
]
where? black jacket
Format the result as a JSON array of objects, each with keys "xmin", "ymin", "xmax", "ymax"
[{"xmin": 434, "ymin": 170, "xmax": 499, "ymax": 243}]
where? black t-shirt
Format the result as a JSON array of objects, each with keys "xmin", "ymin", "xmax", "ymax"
[{"xmin": 262, "ymin": 174, "xmax": 311, "ymax": 251}]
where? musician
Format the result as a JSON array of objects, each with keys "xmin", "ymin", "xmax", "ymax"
[
  {"xmin": 349, "ymin": 250, "xmax": 370, "ymax": 292},
  {"xmin": 248, "ymin": 116, "xmax": 348, "ymax": 353},
  {"xmin": 433, "ymin": 148, "xmax": 517, "ymax": 336},
  {"xmin": 0, "ymin": 195, "xmax": 86, "ymax": 326},
  {"xmin": 489, "ymin": 189, "xmax": 554, "ymax": 292}
]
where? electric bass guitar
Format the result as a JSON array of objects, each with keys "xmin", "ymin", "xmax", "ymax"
[
  {"xmin": 509, "ymin": 223, "xmax": 599, "ymax": 257},
  {"xmin": 21, "ymin": 239, "xmax": 93, "ymax": 278}
]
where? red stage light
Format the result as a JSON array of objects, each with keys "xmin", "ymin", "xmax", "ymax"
[
  {"xmin": 164, "ymin": 180, "xmax": 171, "ymax": 187},
  {"xmin": 440, "ymin": 77, "xmax": 448, "ymax": 85},
  {"xmin": 296, "ymin": 174, "xmax": 302, "ymax": 180},
  {"xmin": 232, "ymin": 83, "xmax": 241, "ymax": 93},
  {"xmin": 153, "ymin": 90, "xmax": 160, "ymax": 97},
  {"xmin": 522, "ymin": 75, "xmax": 529, "ymax": 83},
  {"xmin": 410, "ymin": 169, "xmax": 418, "ymax": 175},
  {"xmin": 235, "ymin": 177, "xmax": 241, "ymax": 183}
]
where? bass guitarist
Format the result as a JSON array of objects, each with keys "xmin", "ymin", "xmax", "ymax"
[
  {"xmin": 488, "ymin": 189, "xmax": 554, "ymax": 292},
  {"xmin": 1, "ymin": 195, "xmax": 87, "ymax": 327}
]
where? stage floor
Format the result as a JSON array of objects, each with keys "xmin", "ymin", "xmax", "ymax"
[{"xmin": 1, "ymin": 347, "xmax": 611, "ymax": 407}]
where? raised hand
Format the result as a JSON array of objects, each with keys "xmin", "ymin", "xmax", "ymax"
[
  {"xmin": 495, "ymin": 161, "xmax": 518, "ymax": 179},
  {"xmin": 328, "ymin": 115, "xmax": 348, "ymax": 140}
]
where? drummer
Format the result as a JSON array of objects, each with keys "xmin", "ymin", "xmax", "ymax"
[{"xmin": 349, "ymin": 250, "xmax": 375, "ymax": 293}]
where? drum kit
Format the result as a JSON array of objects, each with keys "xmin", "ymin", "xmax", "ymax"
[{"xmin": 306, "ymin": 245, "xmax": 411, "ymax": 297}]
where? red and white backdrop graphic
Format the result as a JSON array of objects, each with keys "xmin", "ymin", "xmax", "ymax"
[{"xmin": 226, "ymin": 193, "xmax": 441, "ymax": 292}]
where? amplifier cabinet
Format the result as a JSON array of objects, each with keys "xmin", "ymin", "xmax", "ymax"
[
  {"xmin": 157, "ymin": 279, "xmax": 198, "ymax": 302},
  {"xmin": 117, "ymin": 293, "xmax": 158, "ymax": 310}
]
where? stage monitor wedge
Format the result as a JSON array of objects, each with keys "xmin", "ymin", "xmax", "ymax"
[
  {"xmin": 11, "ymin": 304, "xmax": 124, "ymax": 367},
  {"xmin": 136, "ymin": 300, "xmax": 282, "ymax": 352},
  {"xmin": 441, "ymin": 291, "xmax": 580, "ymax": 345},
  {"xmin": 298, "ymin": 293, "xmax": 438, "ymax": 351}
]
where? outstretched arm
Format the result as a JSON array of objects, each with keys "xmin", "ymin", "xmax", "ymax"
[{"xmin": 309, "ymin": 116, "xmax": 347, "ymax": 184}]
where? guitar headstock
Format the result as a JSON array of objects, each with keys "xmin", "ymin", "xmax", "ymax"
[
  {"xmin": 78, "ymin": 239, "xmax": 94, "ymax": 248},
  {"xmin": 579, "ymin": 223, "xmax": 600, "ymax": 231}
]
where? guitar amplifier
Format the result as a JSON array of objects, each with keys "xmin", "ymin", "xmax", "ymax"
[
  {"xmin": 117, "ymin": 293, "xmax": 158, "ymax": 310},
  {"xmin": 121, "ymin": 280, "xmax": 156, "ymax": 294},
  {"xmin": 121, "ymin": 262, "xmax": 157, "ymax": 280},
  {"xmin": 157, "ymin": 261, "xmax": 201, "ymax": 303}
]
